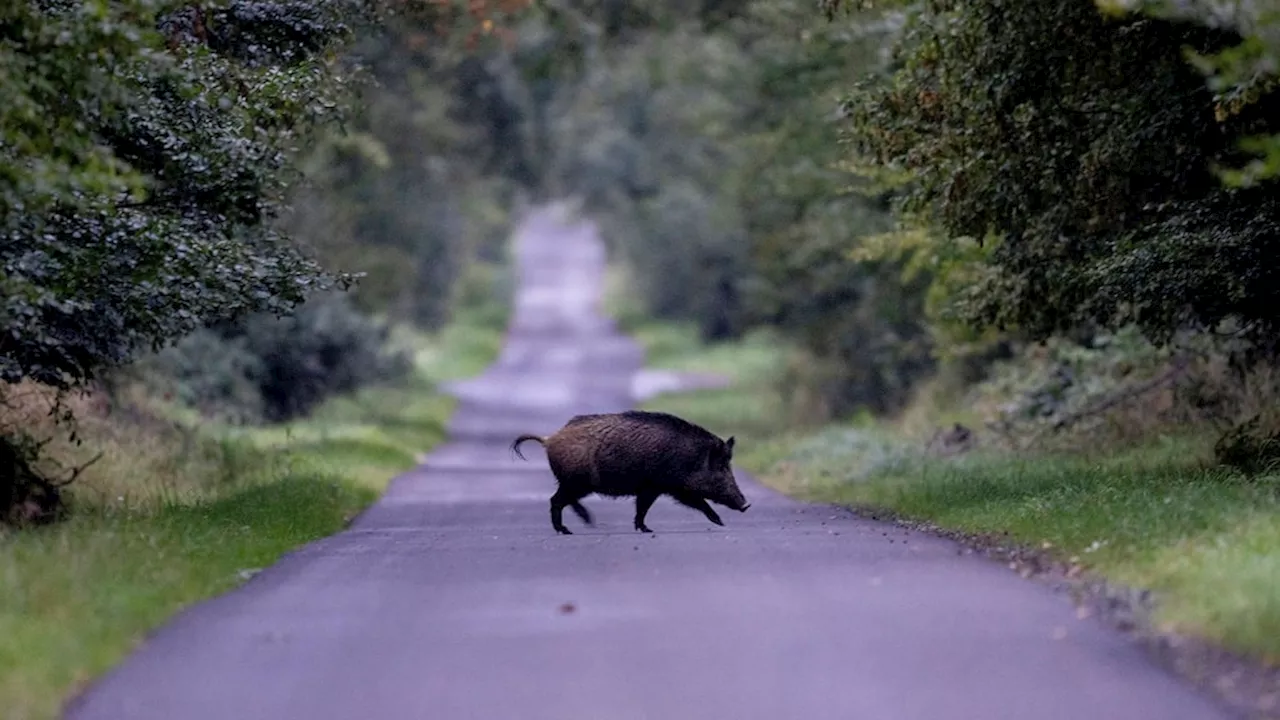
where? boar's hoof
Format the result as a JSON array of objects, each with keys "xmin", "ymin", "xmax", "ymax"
[
  {"xmin": 555, "ymin": 526, "xmax": 573, "ymax": 535},
  {"xmin": 635, "ymin": 523, "xmax": 653, "ymax": 533}
]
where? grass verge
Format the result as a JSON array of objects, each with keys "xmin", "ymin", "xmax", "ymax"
[{"xmin": 0, "ymin": 309, "xmax": 506, "ymax": 720}]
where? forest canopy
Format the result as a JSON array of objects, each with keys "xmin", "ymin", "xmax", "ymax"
[{"xmin": 844, "ymin": 0, "xmax": 1280, "ymax": 357}]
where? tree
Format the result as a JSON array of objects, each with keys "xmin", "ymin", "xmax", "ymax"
[
  {"xmin": 846, "ymin": 0, "xmax": 1280, "ymax": 359},
  {"xmin": 0, "ymin": 0, "xmax": 374, "ymax": 391},
  {"xmin": 1131, "ymin": 0, "xmax": 1280, "ymax": 187}
]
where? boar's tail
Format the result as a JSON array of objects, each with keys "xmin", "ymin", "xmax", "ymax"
[{"xmin": 511, "ymin": 434, "xmax": 546, "ymax": 461}]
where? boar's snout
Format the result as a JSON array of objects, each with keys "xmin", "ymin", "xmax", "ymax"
[
  {"xmin": 721, "ymin": 483, "xmax": 750, "ymax": 512},
  {"xmin": 705, "ymin": 479, "xmax": 750, "ymax": 513}
]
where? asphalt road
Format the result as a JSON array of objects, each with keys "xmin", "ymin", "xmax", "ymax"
[{"xmin": 65, "ymin": 205, "xmax": 1236, "ymax": 720}]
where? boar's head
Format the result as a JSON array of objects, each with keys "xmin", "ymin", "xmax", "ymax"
[{"xmin": 689, "ymin": 436, "xmax": 750, "ymax": 512}]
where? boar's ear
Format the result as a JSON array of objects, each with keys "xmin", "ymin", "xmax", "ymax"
[{"xmin": 724, "ymin": 436, "xmax": 735, "ymax": 456}]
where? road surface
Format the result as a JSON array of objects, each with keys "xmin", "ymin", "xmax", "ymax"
[{"xmin": 65, "ymin": 205, "xmax": 1236, "ymax": 720}]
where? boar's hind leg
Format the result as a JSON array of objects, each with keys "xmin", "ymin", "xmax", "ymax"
[
  {"xmin": 671, "ymin": 490, "xmax": 723, "ymax": 527},
  {"xmin": 570, "ymin": 501, "xmax": 593, "ymax": 526},
  {"xmin": 549, "ymin": 491, "xmax": 573, "ymax": 535},
  {"xmin": 550, "ymin": 487, "xmax": 590, "ymax": 535},
  {"xmin": 634, "ymin": 491, "xmax": 659, "ymax": 533}
]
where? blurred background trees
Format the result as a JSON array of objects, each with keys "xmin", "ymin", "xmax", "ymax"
[
  {"xmin": 0, "ymin": 0, "xmax": 540, "ymax": 516},
  {"xmin": 7, "ymin": 0, "xmax": 1280, "ymax": 519},
  {"xmin": 525, "ymin": 0, "xmax": 1280, "ymax": 459}
]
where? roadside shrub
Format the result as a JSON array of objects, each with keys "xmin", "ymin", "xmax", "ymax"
[
  {"xmin": 148, "ymin": 330, "xmax": 266, "ymax": 424},
  {"xmin": 0, "ymin": 432, "xmax": 70, "ymax": 528},
  {"xmin": 1214, "ymin": 416, "xmax": 1280, "ymax": 476},
  {"xmin": 950, "ymin": 322, "xmax": 1280, "ymax": 466},
  {"xmin": 149, "ymin": 293, "xmax": 411, "ymax": 424},
  {"xmin": 243, "ymin": 293, "xmax": 412, "ymax": 422},
  {"xmin": 1190, "ymin": 361, "xmax": 1280, "ymax": 474}
]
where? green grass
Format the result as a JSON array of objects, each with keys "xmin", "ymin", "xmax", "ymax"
[{"xmin": 0, "ymin": 310, "xmax": 507, "ymax": 720}]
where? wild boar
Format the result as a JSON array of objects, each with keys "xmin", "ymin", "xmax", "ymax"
[{"xmin": 511, "ymin": 410, "xmax": 751, "ymax": 535}]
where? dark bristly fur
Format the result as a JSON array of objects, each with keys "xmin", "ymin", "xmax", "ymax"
[{"xmin": 511, "ymin": 410, "xmax": 751, "ymax": 535}]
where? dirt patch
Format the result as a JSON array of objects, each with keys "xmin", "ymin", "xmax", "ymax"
[{"xmin": 844, "ymin": 504, "xmax": 1280, "ymax": 720}]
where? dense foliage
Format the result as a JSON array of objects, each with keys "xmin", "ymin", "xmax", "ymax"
[
  {"xmin": 548, "ymin": 23, "xmax": 755, "ymax": 339},
  {"xmin": 731, "ymin": 1, "xmax": 934, "ymax": 415},
  {"xmin": 0, "ymin": 0, "xmax": 373, "ymax": 391},
  {"xmin": 116, "ymin": 0, "xmax": 533, "ymax": 426},
  {"xmin": 846, "ymin": 0, "xmax": 1280, "ymax": 358},
  {"xmin": 144, "ymin": 292, "xmax": 411, "ymax": 423}
]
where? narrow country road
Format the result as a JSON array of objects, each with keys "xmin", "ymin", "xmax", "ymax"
[{"xmin": 65, "ymin": 206, "xmax": 1235, "ymax": 720}]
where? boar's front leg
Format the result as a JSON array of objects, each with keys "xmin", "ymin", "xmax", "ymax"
[
  {"xmin": 671, "ymin": 490, "xmax": 723, "ymax": 527},
  {"xmin": 634, "ymin": 490, "xmax": 659, "ymax": 533},
  {"xmin": 549, "ymin": 498, "xmax": 571, "ymax": 535}
]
